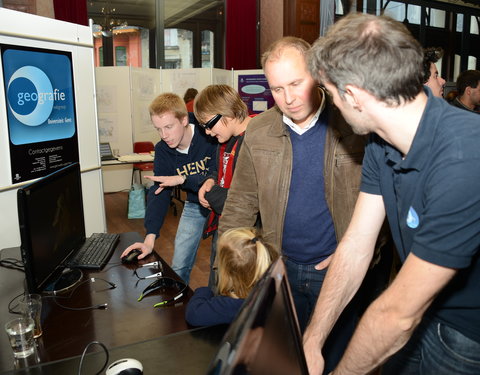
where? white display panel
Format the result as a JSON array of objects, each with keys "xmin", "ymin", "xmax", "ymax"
[{"xmin": 0, "ymin": 8, "xmax": 106, "ymax": 249}]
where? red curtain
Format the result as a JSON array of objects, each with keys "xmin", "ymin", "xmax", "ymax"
[
  {"xmin": 225, "ymin": 0, "xmax": 257, "ymax": 70},
  {"xmin": 53, "ymin": 0, "xmax": 88, "ymax": 26}
]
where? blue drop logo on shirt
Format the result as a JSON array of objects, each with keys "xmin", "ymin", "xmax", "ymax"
[{"xmin": 406, "ymin": 206, "xmax": 419, "ymax": 228}]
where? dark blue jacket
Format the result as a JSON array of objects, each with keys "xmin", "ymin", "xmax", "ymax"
[
  {"xmin": 144, "ymin": 125, "xmax": 216, "ymax": 236},
  {"xmin": 185, "ymin": 287, "xmax": 244, "ymax": 326}
]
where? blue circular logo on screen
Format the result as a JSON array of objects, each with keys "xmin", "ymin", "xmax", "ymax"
[
  {"xmin": 406, "ymin": 206, "xmax": 420, "ymax": 229},
  {"xmin": 7, "ymin": 66, "xmax": 55, "ymax": 126}
]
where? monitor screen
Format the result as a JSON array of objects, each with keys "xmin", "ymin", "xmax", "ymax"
[
  {"xmin": 17, "ymin": 163, "xmax": 86, "ymax": 294},
  {"xmin": 207, "ymin": 258, "xmax": 308, "ymax": 375},
  {"xmin": 99, "ymin": 142, "xmax": 113, "ymax": 158}
]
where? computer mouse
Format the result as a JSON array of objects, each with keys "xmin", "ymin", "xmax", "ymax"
[
  {"xmin": 106, "ymin": 358, "xmax": 143, "ymax": 375},
  {"xmin": 121, "ymin": 249, "xmax": 142, "ymax": 264}
]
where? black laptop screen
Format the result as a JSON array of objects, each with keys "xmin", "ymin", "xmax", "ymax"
[
  {"xmin": 99, "ymin": 142, "xmax": 114, "ymax": 159},
  {"xmin": 207, "ymin": 258, "xmax": 308, "ymax": 375},
  {"xmin": 17, "ymin": 163, "xmax": 86, "ymax": 293}
]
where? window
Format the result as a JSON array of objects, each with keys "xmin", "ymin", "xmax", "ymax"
[
  {"xmin": 165, "ymin": 28, "xmax": 178, "ymax": 46},
  {"xmin": 201, "ymin": 30, "xmax": 214, "ymax": 68},
  {"xmin": 115, "ymin": 46, "xmax": 127, "ymax": 66},
  {"xmin": 384, "ymin": 2, "xmax": 406, "ymax": 22},
  {"xmin": 165, "ymin": 29, "xmax": 193, "ymax": 68},
  {"xmin": 430, "ymin": 9, "xmax": 446, "ymax": 28},
  {"xmin": 88, "ymin": 0, "xmax": 224, "ymax": 69}
]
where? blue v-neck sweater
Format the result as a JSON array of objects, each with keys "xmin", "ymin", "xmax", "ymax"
[{"xmin": 282, "ymin": 113, "xmax": 337, "ymax": 264}]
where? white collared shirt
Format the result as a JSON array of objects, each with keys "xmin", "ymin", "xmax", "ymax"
[{"xmin": 282, "ymin": 96, "xmax": 325, "ymax": 135}]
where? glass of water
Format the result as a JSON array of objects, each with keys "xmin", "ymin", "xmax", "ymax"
[{"xmin": 4, "ymin": 317, "xmax": 35, "ymax": 359}]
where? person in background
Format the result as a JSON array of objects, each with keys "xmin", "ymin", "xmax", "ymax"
[
  {"xmin": 452, "ymin": 69, "xmax": 480, "ymax": 113},
  {"xmin": 218, "ymin": 36, "xmax": 391, "ymax": 373},
  {"xmin": 304, "ymin": 13, "xmax": 480, "ymax": 375},
  {"xmin": 194, "ymin": 84, "xmax": 251, "ymax": 288},
  {"xmin": 121, "ymin": 93, "xmax": 216, "ymax": 284},
  {"xmin": 423, "ymin": 47, "xmax": 446, "ymax": 98},
  {"xmin": 185, "ymin": 227, "xmax": 278, "ymax": 326},
  {"xmin": 445, "ymin": 89, "xmax": 458, "ymax": 104},
  {"xmin": 183, "ymin": 87, "xmax": 198, "ymax": 113}
]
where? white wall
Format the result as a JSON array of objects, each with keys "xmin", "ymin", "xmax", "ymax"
[
  {"xmin": 131, "ymin": 67, "xmax": 162, "ymax": 145},
  {"xmin": 96, "ymin": 66, "xmax": 134, "ymax": 192},
  {"xmin": 0, "ymin": 8, "xmax": 106, "ymax": 249}
]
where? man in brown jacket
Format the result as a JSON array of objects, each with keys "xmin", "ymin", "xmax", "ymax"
[{"xmin": 219, "ymin": 37, "xmax": 375, "ymax": 373}]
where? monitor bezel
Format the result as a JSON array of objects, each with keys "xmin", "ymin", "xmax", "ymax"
[{"xmin": 17, "ymin": 162, "xmax": 86, "ymax": 294}]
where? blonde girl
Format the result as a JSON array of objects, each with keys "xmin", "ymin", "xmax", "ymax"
[{"xmin": 185, "ymin": 227, "xmax": 278, "ymax": 326}]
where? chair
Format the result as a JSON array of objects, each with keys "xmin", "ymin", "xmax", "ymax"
[{"xmin": 131, "ymin": 141, "xmax": 154, "ymax": 186}]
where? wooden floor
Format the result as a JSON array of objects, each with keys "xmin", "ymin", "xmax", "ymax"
[{"xmin": 103, "ymin": 191, "xmax": 212, "ymax": 290}]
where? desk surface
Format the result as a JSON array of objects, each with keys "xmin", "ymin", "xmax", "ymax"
[
  {"xmin": 1, "ymin": 324, "xmax": 227, "ymax": 375},
  {"xmin": 0, "ymin": 232, "xmax": 194, "ymax": 372},
  {"xmin": 102, "ymin": 154, "xmax": 154, "ymax": 166}
]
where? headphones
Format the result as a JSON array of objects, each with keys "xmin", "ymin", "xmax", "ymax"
[{"xmin": 137, "ymin": 277, "xmax": 188, "ymax": 307}]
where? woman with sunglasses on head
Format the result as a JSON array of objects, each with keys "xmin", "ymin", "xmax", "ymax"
[
  {"xmin": 194, "ymin": 85, "xmax": 253, "ymax": 287},
  {"xmin": 185, "ymin": 227, "xmax": 278, "ymax": 326}
]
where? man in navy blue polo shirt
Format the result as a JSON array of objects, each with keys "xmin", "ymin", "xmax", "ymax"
[{"xmin": 303, "ymin": 13, "xmax": 480, "ymax": 375}]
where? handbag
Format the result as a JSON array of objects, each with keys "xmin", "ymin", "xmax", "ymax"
[{"xmin": 127, "ymin": 183, "xmax": 146, "ymax": 219}]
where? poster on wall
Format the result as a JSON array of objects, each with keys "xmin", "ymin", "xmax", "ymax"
[
  {"xmin": 238, "ymin": 74, "xmax": 275, "ymax": 114},
  {"xmin": 1, "ymin": 44, "xmax": 78, "ymax": 183}
]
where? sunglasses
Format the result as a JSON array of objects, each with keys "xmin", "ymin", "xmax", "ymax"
[
  {"xmin": 137, "ymin": 277, "xmax": 188, "ymax": 307},
  {"xmin": 200, "ymin": 114, "xmax": 222, "ymax": 130}
]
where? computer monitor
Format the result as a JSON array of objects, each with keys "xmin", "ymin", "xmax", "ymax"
[
  {"xmin": 207, "ymin": 257, "xmax": 308, "ymax": 375},
  {"xmin": 99, "ymin": 142, "xmax": 116, "ymax": 161},
  {"xmin": 17, "ymin": 163, "xmax": 86, "ymax": 294}
]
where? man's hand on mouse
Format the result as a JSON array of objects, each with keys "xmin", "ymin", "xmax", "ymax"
[
  {"xmin": 121, "ymin": 233, "xmax": 156, "ymax": 260},
  {"xmin": 120, "ymin": 242, "xmax": 153, "ymax": 260}
]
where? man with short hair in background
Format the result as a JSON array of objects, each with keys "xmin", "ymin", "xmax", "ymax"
[
  {"xmin": 423, "ymin": 47, "xmax": 446, "ymax": 98},
  {"xmin": 453, "ymin": 69, "xmax": 480, "ymax": 113}
]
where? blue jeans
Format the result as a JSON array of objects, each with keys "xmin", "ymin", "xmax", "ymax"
[
  {"xmin": 382, "ymin": 317, "xmax": 480, "ymax": 375},
  {"xmin": 171, "ymin": 201, "xmax": 208, "ymax": 284},
  {"xmin": 285, "ymin": 257, "xmax": 358, "ymax": 374}
]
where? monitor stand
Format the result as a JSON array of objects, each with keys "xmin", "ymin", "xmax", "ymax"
[{"xmin": 44, "ymin": 268, "xmax": 83, "ymax": 295}]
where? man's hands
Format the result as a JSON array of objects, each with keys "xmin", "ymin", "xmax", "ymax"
[
  {"xmin": 303, "ymin": 331, "xmax": 326, "ymax": 375},
  {"xmin": 145, "ymin": 175, "xmax": 185, "ymax": 195},
  {"xmin": 315, "ymin": 254, "xmax": 332, "ymax": 270},
  {"xmin": 120, "ymin": 234, "xmax": 156, "ymax": 260},
  {"xmin": 303, "ymin": 256, "xmax": 331, "ymax": 374},
  {"xmin": 120, "ymin": 242, "xmax": 153, "ymax": 260},
  {"xmin": 198, "ymin": 178, "xmax": 215, "ymax": 209}
]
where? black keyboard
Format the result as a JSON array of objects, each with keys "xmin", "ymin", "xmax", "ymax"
[{"xmin": 67, "ymin": 233, "xmax": 120, "ymax": 270}]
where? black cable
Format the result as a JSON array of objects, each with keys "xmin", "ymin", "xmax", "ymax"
[
  {"xmin": 43, "ymin": 277, "xmax": 116, "ymax": 311},
  {"xmin": 8, "ymin": 292, "xmax": 26, "ymax": 314},
  {"xmin": 77, "ymin": 341, "xmax": 109, "ymax": 375},
  {"xmin": 0, "ymin": 256, "xmax": 25, "ymax": 272},
  {"xmin": 50, "ymin": 298, "xmax": 109, "ymax": 311}
]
